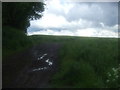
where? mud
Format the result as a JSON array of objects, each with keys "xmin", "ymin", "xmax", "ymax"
[{"xmin": 3, "ymin": 43, "xmax": 61, "ymax": 88}]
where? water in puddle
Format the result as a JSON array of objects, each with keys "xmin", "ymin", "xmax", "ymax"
[
  {"xmin": 45, "ymin": 59, "xmax": 53, "ymax": 66},
  {"xmin": 32, "ymin": 53, "xmax": 53, "ymax": 72},
  {"xmin": 45, "ymin": 59, "xmax": 49, "ymax": 62},
  {"xmin": 33, "ymin": 67, "xmax": 47, "ymax": 71},
  {"xmin": 48, "ymin": 62, "xmax": 53, "ymax": 65},
  {"xmin": 38, "ymin": 53, "xmax": 47, "ymax": 60}
]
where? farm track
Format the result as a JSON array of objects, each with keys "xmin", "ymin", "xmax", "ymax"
[{"xmin": 3, "ymin": 43, "xmax": 61, "ymax": 88}]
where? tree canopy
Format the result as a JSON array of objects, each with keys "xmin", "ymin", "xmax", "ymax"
[{"xmin": 2, "ymin": 2, "xmax": 45, "ymax": 33}]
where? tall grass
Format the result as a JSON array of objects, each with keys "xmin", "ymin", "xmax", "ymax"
[
  {"xmin": 3, "ymin": 26, "xmax": 32, "ymax": 58},
  {"xmin": 38, "ymin": 36, "xmax": 118, "ymax": 88},
  {"xmin": 28, "ymin": 35, "xmax": 118, "ymax": 88}
]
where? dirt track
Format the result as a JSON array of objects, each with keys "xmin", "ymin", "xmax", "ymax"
[{"xmin": 3, "ymin": 43, "xmax": 61, "ymax": 88}]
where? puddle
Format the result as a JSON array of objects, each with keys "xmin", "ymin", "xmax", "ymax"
[
  {"xmin": 33, "ymin": 67, "xmax": 47, "ymax": 71},
  {"xmin": 32, "ymin": 53, "xmax": 53, "ymax": 72},
  {"xmin": 45, "ymin": 59, "xmax": 49, "ymax": 63},
  {"xmin": 38, "ymin": 53, "xmax": 47, "ymax": 60},
  {"xmin": 48, "ymin": 61, "xmax": 53, "ymax": 66},
  {"xmin": 45, "ymin": 59, "xmax": 53, "ymax": 66}
]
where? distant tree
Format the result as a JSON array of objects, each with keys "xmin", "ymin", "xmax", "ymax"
[{"xmin": 2, "ymin": 2, "xmax": 45, "ymax": 33}]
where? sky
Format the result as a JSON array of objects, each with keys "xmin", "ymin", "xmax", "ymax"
[{"xmin": 27, "ymin": 0, "xmax": 118, "ymax": 38}]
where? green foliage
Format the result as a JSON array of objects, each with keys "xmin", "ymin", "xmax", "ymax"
[
  {"xmin": 2, "ymin": 2, "xmax": 45, "ymax": 33},
  {"xmin": 3, "ymin": 26, "xmax": 32, "ymax": 58},
  {"xmin": 105, "ymin": 65, "xmax": 120, "ymax": 87},
  {"xmin": 52, "ymin": 59, "xmax": 104, "ymax": 88}
]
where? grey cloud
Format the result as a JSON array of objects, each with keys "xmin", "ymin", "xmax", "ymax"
[
  {"xmin": 45, "ymin": 2, "xmax": 118, "ymax": 28},
  {"xmin": 66, "ymin": 2, "xmax": 118, "ymax": 27},
  {"xmin": 27, "ymin": 27, "xmax": 44, "ymax": 32},
  {"xmin": 46, "ymin": 8, "xmax": 65, "ymax": 16},
  {"xmin": 46, "ymin": 2, "xmax": 118, "ymax": 28}
]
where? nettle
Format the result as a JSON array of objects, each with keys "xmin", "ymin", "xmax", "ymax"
[{"xmin": 106, "ymin": 64, "xmax": 120, "ymax": 87}]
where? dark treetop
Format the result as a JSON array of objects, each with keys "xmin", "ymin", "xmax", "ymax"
[{"xmin": 2, "ymin": 2, "xmax": 45, "ymax": 33}]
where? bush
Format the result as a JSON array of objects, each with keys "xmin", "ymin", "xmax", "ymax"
[{"xmin": 3, "ymin": 26, "xmax": 32, "ymax": 57}]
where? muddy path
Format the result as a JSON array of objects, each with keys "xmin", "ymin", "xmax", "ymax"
[{"xmin": 3, "ymin": 43, "xmax": 61, "ymax": 88}]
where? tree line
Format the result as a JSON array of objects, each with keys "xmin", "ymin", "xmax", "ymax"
[{"xmin": 2, "ymin": 2, "xmax": 45, "ymax": 33}]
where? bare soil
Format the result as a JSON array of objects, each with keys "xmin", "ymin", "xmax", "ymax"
[{"xmin": 3, "ymin": 43, "xmax": 61, "ymax": 88}]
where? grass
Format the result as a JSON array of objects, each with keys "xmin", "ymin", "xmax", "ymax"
[
  {"xmin": 29, "ymin": 35, "xmax": 119, "ymax": 88},
  {"xmin": 2, "ymin": 26, "xmax": 34, "ymax": 87},
  {"xmin": 3, "ymin": 27, "xmax": 119, "ymax": 88},
  {"xmin": 2, "ymin": 26, "xmax": 32, "ymax": 58},
  {"xmin": 50, "ymin": 37, "xmax": 118, "ymax": 88}
]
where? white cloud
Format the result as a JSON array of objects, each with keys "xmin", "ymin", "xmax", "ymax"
[
  {"xmin": 30, "ymin": 13, "xmax": 68, "ymax": 28},
  {"xmin": 45, "ymin": 0, "xmax": 74, "ymax": 15},
  {"xmin": 75, "ymin": 28, "xmax": 97, "ymax": 37},
  {"xmin": 29, "ymin": 14, "xmax": 97, "ymax": 30},
  {"xmin": 28, "ymin": 28, "xmax": 118, "ymax": 38}
]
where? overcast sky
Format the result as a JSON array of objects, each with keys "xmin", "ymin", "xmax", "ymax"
[{"xmin": 27, "ymin": 0, "xmax": 118, "ymax": 38}]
